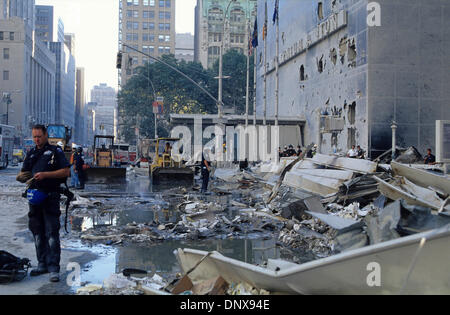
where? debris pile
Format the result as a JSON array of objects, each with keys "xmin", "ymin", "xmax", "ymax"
[
  {"xmin": 77, "ymin": 271, "xmax": 170, "ymax": 295},
  {"xmin": 264, "ymin": 152, "xmax": 450, "ymax": 258}
]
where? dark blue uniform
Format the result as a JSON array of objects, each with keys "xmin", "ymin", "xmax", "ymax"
[
  {"xmin": 74, "ymin": 151, "xmax": 85, "ymax": 189},
  {"xmin": 22, "ymin": 142, "xmax": 70, "ymax": 273},
  {"xmin": 201, "ymin": 154, "xmax": 210, "ymax": 193}
]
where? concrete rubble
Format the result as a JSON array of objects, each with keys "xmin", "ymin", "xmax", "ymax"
[{"xmin": 68, "ymin": 149, "xmax": 450, "ymax": 295}]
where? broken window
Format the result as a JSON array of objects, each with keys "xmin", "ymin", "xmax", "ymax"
[
  {"xmin": 349, "ymin": 102, "xmax": 356, "ymax": 125},
  {"xmin": 330, "ymin": 48, "xmax": 337, "ymax": 65},
  {"xmin": 318, "ymin": 2, "xmax": 324, "ymax": 20},
  {"xmin": 317, "ymin": 56, "xmax": 324, "ymax": 73},
  {"xmin": 300, "ymin": 65, "xmax": 305, "ymax": 81},
  {"xmin": 348, "ymin": 40, "xmax": 356, "ymax": 62},
  {"xmin": 339, "ymin": 37, "xmax": 347, "ymax": 64}
]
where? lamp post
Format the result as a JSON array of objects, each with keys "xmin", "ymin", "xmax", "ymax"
[
  {"xmin": 218, "ymin": 0, "xmax": 236, "ymax": 119},
  {"xmin": 137, "ymin": 73, "xmax": 158, "ymax": 139},
  {"xmin": 391, "ymin": 121, "xmax": 397, "ymax": 161},
  {"xmin": 2, "ymin": 90, "xmax": 21, "ymax": 125}
]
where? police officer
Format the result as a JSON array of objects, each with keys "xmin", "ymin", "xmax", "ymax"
[
  {"xmin": 200, "ymin": 151, "xmax": 211, "ymax": 194},
  {"xmin": 18, "ymin": 125, "xmax": 70, "ymax": 282}
]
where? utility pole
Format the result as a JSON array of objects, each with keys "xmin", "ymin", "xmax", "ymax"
[
  {"xmin": 263, "ymin": 0, "xmax": 267, "ymax": 126},
  {"xmin": 5, "ymin": 94, "xmax": 11, "ymax": 125},
  {"xmin": 253, "ymin": 51, "xmax": 257, "ymax": 126},
  {"xmin": 275, "ymin": 0, "xmax": 279, "ymax": 127},
  {"xmin": 218, "ymin": 0, "xmax": 236, "ymax": 119},
  {"xmin": 245, "ymin": 19, "xmax": 250, "ymax": 128}
]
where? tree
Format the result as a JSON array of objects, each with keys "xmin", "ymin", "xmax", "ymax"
[
  {"xmin": 117, "ymin": 51, "xmax": 253, "ymax": 144},
  {"xmin": 211, "ymin": 49, "xmax": 255, "ymax": 115}
]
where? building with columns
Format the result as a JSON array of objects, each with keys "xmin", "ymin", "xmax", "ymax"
[
  {"xmin": 194, "ymin": 0, "xmax": 257, "ymax": 69},
  {"xmin": 0, "ymin": 16, "xmax": 55, "ymax": 141}
]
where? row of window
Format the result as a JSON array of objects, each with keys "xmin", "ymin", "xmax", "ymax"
[
  {"xmin": 126, "ymin": 21, "xmax": 171, "ymax": 30},
  {"xmin": 126, "ymin": 10, "xmax": 171, "ymax": 19},
  {"xmin": 0, "ymin": 32, "xmax": 15, "ymax": 41},
  {"xmin": 127, "ymin": 0, "xmax": 171, "ymax": 8},
  {"xmin": 207, "ymin": 34, "xmax": 245, "ymax": 44},
  {"xmin": 142, "ymin": 46, "xmax": 171, "ymax": 54},
  {"xmin": 126, "ymin": 33, "xmax": 170, "ymax": 42},
  {"xmin": 208, "ymin": 46, "xmax": 244, "ymax": 56},
  {"xmin": 125, "ymin": 46, "xmax": 171, "ymax": 53}
]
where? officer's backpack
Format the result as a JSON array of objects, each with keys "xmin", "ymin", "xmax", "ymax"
[{"xmin": 0, "ymin": 250, "xmax": 31, "ymax": 284}]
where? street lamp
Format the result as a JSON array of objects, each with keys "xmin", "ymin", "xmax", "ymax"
[
  {"xmin": 136, "ymin": 73, "xmax": 158, "ymax": 139},
  {"xmin": 217, "ymin": 0, "xmax": 237, "ymax": 119},
  {"xmin": 2, "ymin": 90, "xmax": 21, "ymax": 125}
]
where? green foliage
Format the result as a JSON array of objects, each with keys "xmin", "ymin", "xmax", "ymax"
[
  {"xmin": 211, "ymin": 49, "xmax": 255, "ymax": 114},
  {"xmin": 118, "ymin": 51, "xmax": 254, "ymax": 144}
]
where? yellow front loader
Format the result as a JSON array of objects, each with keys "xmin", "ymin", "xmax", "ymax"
[{"xmin": 85, "ymin": 135, "xmax": 126, "ymax": 184}]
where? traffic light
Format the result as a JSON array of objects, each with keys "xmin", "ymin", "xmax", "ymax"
[{"xmin": 116, "ymin": 52, "xmax": 122, "ymax": 69}]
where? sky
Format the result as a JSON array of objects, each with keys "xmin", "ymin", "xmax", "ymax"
[{"xmin": 35, "ymin": 0, "xmax": 197, "ymax": 98}]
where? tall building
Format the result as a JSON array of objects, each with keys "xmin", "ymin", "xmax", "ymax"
[
  {"xmin": 35, "ymin": 5, "xmax": 53, "ymax": 43},
  {"xmin": 62, "ymin": 32, "xmax": 76, "ymax": 129},
  {"xmin": 85, "ymin": 101, "xmax": 96, "ymax": 147},
  {"xmin": 48, "ymin": 19, "xmax": 76, "ymax": 129},
  {"xmin": 194, "ymin": 0, "xmax": 257, "ymax": 69},
  {"xmin": 0, "ymin": 0, "xmax": 35, "ymax": 29},
  {"xmin": 0, "ymin": 17, "xmax": 55, "ymax": 139},
  {"xmin": 75, "ymin": 67, "xmax": 85, "ymax": 145},
  {"xmin": 90, "ymin": 84, "xmax": 117, "ymax": 137},
  {"xmin": 118, "ymin": 0, "xmax": 176, "ymax": 87},
  {"xmin": 255, "ymin": 0, "xmax": 450, "ymax": 158},
  {"xmin": 64, "ymin": 33, "xmax": 75, "ymax": 54},
  {"xmin": 175, "ymin": 33, "xmax": 194, "ymax": 62}
]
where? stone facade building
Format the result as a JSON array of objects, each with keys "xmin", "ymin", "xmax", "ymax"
[
  {"xmin": 118, "ymin": 0, "xmax": 176, "ymax": 87},
  {"xmin": 255, "ymin": 0, "xmax": 450, "ymax": 158},
  {"xmin": 0, "ymin": 16, "xmax": 55, "ymax": 140},
  {"xmin": 194, "ymin": 0, "xmax": 257, "ymax": 69}
]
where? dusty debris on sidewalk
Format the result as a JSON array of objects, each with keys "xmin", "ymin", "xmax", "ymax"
[{"xmin": 77, "ymin": 271, "xmax": 170, "ymax": 295}]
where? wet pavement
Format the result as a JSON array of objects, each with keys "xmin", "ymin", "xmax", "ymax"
[{"xmin": 60, "ymin": 171, "xmax": 288, "ymax": 291}]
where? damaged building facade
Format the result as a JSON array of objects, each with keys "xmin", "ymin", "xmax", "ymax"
[{"xmin": 255, "ymin": 0, "xmax": 450, "ymax": 158}]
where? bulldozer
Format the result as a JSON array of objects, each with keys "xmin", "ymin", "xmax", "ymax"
[
  {"xmin": 85, "ymin": 135, "xmax": 127, "ymax": 184},
  {"xmin": 46, "ymin": 124, "xmax": 73, "ymax": 160},
  {"xmin": 146, "ymin": 138, "xmax": 194, "ymax": 185}
]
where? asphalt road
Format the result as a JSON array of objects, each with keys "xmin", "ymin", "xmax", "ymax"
[{"xmin": 0, "ymin": 165, "xmax": 97, "ymax": 295}]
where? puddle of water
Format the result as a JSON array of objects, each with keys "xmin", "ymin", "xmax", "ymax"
[{"xmin": 67, "ymin": 237, "xmax": 282, "ymax": 293}]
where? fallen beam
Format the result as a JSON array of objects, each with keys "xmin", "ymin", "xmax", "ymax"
[{"xmin": 391, "ymin": 161, "xmax": 450, "ymax": 195}]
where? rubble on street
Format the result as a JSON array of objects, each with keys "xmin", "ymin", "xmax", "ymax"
[{"xmin": 69, "ymin": 148, "xmax": 449, "ymax": 295}]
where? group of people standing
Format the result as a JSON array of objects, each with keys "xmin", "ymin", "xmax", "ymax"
[
  {"xmin": 347, "ymin": 145, "xmax": 365, "ymax": 159},
  {"xmin": 279, "ymin": 145, "xmax": 303, "ymax": 158}
]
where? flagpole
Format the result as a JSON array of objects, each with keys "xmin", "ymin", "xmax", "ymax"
[
  {"xmin": 275, "ymin": 0, "xmax": 279, "ymax": 127},
  {"xmin": 253, "ymin": 50, "xmax": 257, "ymax": 126},
  {"xmin": 246, "ymin": 20, "xmax": 250, "ymax": 128},
  {"xmin": 263, "ymin": 0, "xmax": 267, "ymax": 126},
  {"xmin": 251, "ymin": 16, "xmax": 258, "ymax": 127}
]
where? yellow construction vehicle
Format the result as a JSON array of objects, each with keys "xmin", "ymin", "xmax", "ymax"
[
  {"xmin": 85, "ymin": 135, "xmax": 126, "ymax": 184},
  {"xmin": 147, "ymin": 138, "xmax": 194, "ymax": 185}
]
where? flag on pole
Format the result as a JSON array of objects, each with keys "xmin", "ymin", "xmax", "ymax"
[
  {"xmin": 272, "ymin": 0, "xmax": 279, "ymax": 25},
  {"xmin": 251, "ymin": 18, "xmax": 258, "ymax": 48}
]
